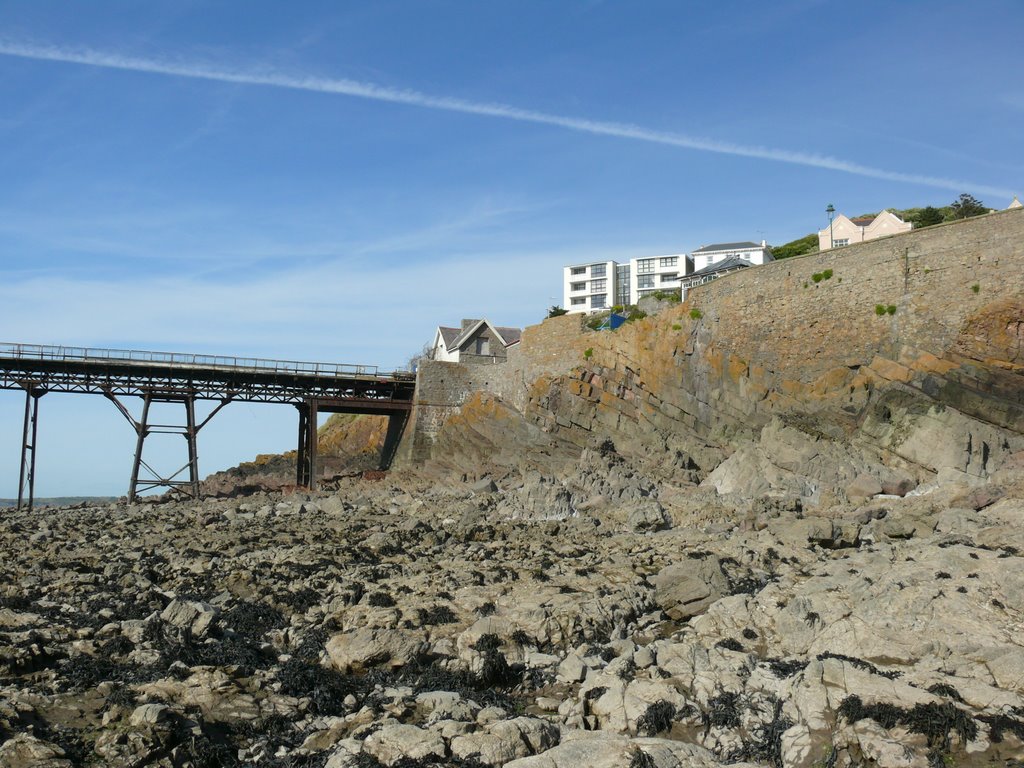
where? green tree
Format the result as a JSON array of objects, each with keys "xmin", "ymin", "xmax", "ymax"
[
  {"xmin": 949, "ymin": 193, "xmax": 987, "ymax": 219},
  {"xmin": 915, "ymin": 206, "xmax": 944, "ymax": 228},
  {"xmin": 771, "ymin": 233, "xmax": 818, "ymax": 260},
  {"xmin": 546, "ymin": 305, "xmax": 568, "ymax": 318}
]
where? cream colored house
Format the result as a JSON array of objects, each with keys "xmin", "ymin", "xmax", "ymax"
[{"xmin": 818, "ymin": 210, "xmax": 912, "ymax": 250}]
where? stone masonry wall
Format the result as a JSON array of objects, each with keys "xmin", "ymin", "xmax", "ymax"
[
  {"xmin": 394, "ymin": 360, "xmax": 507, "ymax": 464},
  {"xmin": 686, "ymin": 207, "xmax": 1023, "ymax": 380}
]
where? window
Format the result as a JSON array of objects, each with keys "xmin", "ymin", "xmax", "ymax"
[
  {"xmin": 591, "ymin": 294, "xmax": 607, "ymax": 309},
  {"xmin": 616, "ymin": 264, "xmax": 630, "ymax": 306},
  {"xmin": 571, "ymin": 297, "xmax": 586, "ymax": 305},
  {"xmin": 570, "ymin": 282, "xmax": 586, "ymax": 292},
  {"xmin": 636, "ymin": 259, "xmax": 655, "ymax": 274},
  {"xmin": 637, "ymin": 289, "xmax": 655, "ymax": 298},
  {"xmin": 659, "ymin": 256, "xmax": 677, "ymax": 268},
  {"xmin": 660, "ymin": 273, "xmax": 677, "ymax": 283},
  {"xmin": 590, "ymin": 278, "xmax": 606, "ymax": 292},
  {"xmin": 637, "ymin": 275, "xmax": 654, "ymax": 289},
  {"xmin": 474, "ymin": 337, "xmax": 489, "ymax": 355},
  {"xmin": 832, "ymin": 238, "xmax": 849, "ymax": 247},
  {"xmin": 590, "ymin": 263, "xmax": 606, "ymax": 277},
  {"xmin": 570, "ymin": 267, "xmax": 586, "ymax": 275}
]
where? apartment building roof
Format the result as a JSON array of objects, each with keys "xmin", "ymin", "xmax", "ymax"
[
  {"xmin": 691, "ymin": 241, "xmax": 762, "ymax": 254},
  {"xmin": 682, "ymin": 255, "xmax": 752, "ymax": 281}
]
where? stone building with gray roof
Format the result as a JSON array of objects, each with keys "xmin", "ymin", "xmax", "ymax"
[{"xmin": 430, "ymin": 319, "xmax": 521, "ymax": 364}]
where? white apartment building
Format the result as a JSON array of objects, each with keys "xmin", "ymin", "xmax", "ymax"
[
  {"xmin": 690, "ymin": 240, "xmax": 773, "ymax": 272},
  {"xmin": 562, "ymin": 253, "xmax": 691, "ymax": 313}
]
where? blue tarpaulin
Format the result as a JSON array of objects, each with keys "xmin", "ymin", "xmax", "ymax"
[{"xmin": 596, "ymin": 313, "xmax": 627, "ymax": 330}]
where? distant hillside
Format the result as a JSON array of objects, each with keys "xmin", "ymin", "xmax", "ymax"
[{"xmin": 770, "ymin": 232, "xmax": 818, "ymax": 260}]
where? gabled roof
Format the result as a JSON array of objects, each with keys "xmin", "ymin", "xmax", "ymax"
[
  {"xmin": 683, "ymin": 255, "xmax": 752, "ymax": 280},
  {"xmin": 851, "ymin": 216, "xmax": 875, "ymax": 227},
  {"xmin": 495, "ymin": 327, "xmax": 522, "ymax": 346},
  {"xmin": 691, "ymin": 241, "xmax": 762, "ymax": 254},
  {"xmin": 448, "ymin": 319, "xmax": 522, "ymax": 350},
  {"xmin": 437, "ymin": 326, "xmax": 461, "ymax": 350}
]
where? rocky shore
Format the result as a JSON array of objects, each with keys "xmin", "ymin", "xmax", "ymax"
[{"xmin": 3, "ymin": 438, "xmax": 1024, "ymax": 768}]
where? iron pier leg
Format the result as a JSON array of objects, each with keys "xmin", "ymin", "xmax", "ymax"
[
  {"xmin": 128, "ymin": 393, "xmax": 152, "ymax": 502},
  {"xmin": 296, "ymin": 404, "xmax": 308, "ymax": 488},
  {"xmin": 185, "ymin": 396, "xmax": 200, "ymax": 499},
  {"xmin": 295, "ymin": 400, "xmax": 318, "ymax": 490},
  {"xmin": 17, "ymin": 388, "xmax": 42, "ymax": 511}
]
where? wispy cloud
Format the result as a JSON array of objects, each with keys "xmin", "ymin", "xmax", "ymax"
[{"xmin": 0, "ymin": 39, "xmax": 1015, "ymax": 199}]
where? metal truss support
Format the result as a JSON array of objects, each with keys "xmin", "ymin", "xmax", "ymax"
[
  {"xmin": 296, "ymin": 400, "xmax": 318, "ymax": 490},
  {"xmin": 105, "ymin": 390, "xmax": 231, "ymax": 502},
  {"xmin": 17, "ymin": 387, "xmax": 44, "ymax": 511}
]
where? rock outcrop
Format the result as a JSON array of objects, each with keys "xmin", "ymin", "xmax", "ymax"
[{"xmin": 202, "ymin": 413, "xmax": 389, "ymax": 496}]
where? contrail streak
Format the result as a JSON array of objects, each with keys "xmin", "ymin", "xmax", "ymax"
[{"xmin": 0, "ymin": 39, "xmax": 1014, "ymax": 198}]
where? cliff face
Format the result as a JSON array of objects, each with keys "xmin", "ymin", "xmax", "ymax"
[{"xmin": 410, "ymin": 209, "xmax": 1024, "ymax": 505}]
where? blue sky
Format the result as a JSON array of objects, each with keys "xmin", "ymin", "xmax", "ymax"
[{"xmin": 1, "ymin": 1, "xmax": 1021, "ymax": 496}]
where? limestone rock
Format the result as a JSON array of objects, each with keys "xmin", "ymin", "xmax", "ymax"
[
  {"xmin": 504, "ymin": 731, "xmax": 741, "ymax": 768},
  {"xmin": 651, "ymin": 555, "xmax": 727, "ymax": 620},
  {"xmin": 325, "ymin": 627, "xmax": 428, "ymax": 673},
  {"xmin": 363, "ymin": 723, "xmax": 446, "ymax": 765},
  {"xmin": 626, "ymin": 499, "xmax": 671, "ymax": 532},
  {"xmin": 450, "ymin": 716, "xmax": 559, "ymax": 765}
]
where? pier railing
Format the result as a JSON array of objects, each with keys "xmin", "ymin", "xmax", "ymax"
[{"xmin": 0, "ymin": 342, "xmax": 385, "ymax": 378}]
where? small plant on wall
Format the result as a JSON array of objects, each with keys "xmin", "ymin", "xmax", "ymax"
[
  {"xmin": 583, "ymin": 348, "xmax": 593, "ymax": 359},
  {"xmin": 689, "ymin": 308, "xmax": 703, "ymax": 320},
  {"xmin": 971, "ymin": 283, "xmax": 980, "ymax": 293},
  {"xmin": 811, "ymin": 269, "xmax": 834, "ymax": 283}
]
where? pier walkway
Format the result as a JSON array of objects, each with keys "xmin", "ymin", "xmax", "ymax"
[{"xmin": 0, "ymin": 343, "xmax": 416, "ymax": 509}]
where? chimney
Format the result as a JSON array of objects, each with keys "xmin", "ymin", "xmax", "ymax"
[{"xmin": 761, "ymin": 239, "xmax": 766, "ymax": 248}]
